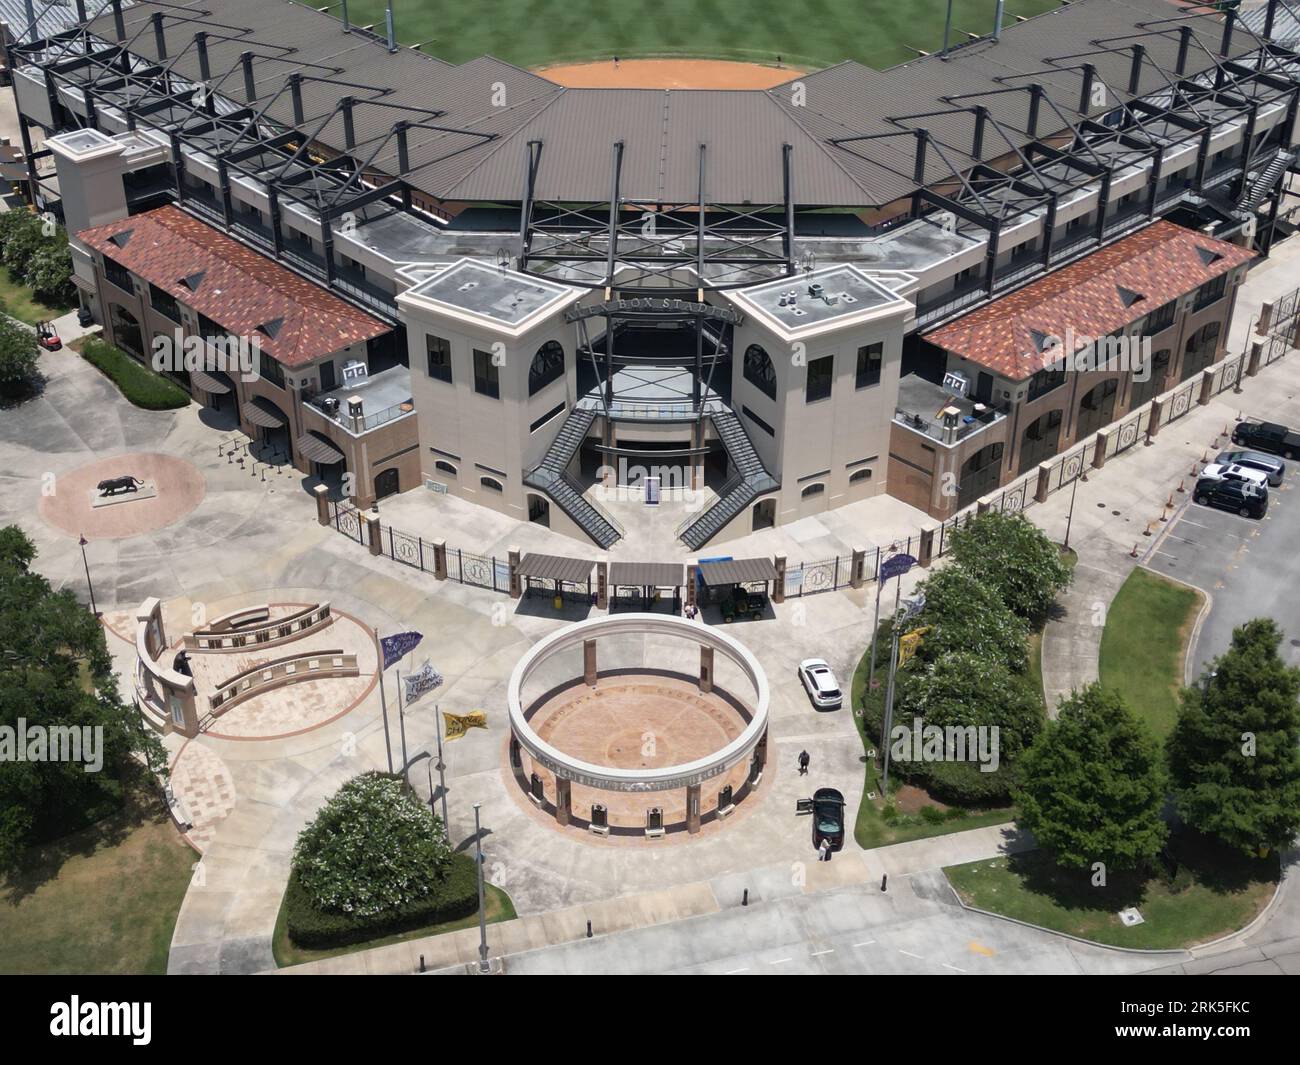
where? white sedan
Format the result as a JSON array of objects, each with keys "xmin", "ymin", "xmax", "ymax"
[{"xmin": 798, "ymin": 658, "xmax": 843, "ymax": 709}]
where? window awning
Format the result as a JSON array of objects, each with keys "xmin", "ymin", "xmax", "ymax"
[
  {"xmin": 698, "ymin": 557, "xmax": 778, "ymax": 586},
  {"xmin": 189, "ymin": 368, "xmax": 232, "ymax": 395},
  {"xmin": 240, "ymin": 395, "xmax": 287, "ymax": 428},
  {"xmin": 296, "ymin": 432, "xmax": 346, "ymax": 465}
]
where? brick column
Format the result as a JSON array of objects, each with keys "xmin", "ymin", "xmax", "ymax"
[
  {"xmin": 555, "ymin": 777, "xmax": 572, "ymax": 827},
  {"xmin": 595, "ymin": 560, "xmax": 608, "ymax": 609},
  {"xmin": 685, "ymin": 562, "xmax": 698, "ymax": 608},
  {"xmin": 1092, "ymin": 430, "xmax": 1110, "ymax": 469},
  {"xmin": 583, "ymin": 638, "xmax": 597, "ymax": 686},
  {"xmin": 1247, "ymin": 339, "xmax": 1264, "ymax": 378},
  {"xmin": 430, "ymin": 538, "xmax": 448, "ymax": 580},
  {"xmin": 364, "ymin": 509, "xmax": 381, "ymax": 556},
  {"xmin": 917, "ymin": 522, "xmax": 937, "ymax": 568},
  {"xmin": 850, "ymin": 545, "xmax": 867, "ymax": 589},
  {"xmin": 699, "ymin": 645, "xmax": 714, "ymax": 693},
  {"xmin": 507, "ymin": 545, "xmax": 522, "ymax": 598},
  {"xmin": 1198, "ymin": 366, "xmax": 1215, "ymax": 406},
  {"xmin": 772, "ymin": 554, "xmax": 786, "ymax": 604},
  {"xmin": 685, "ymin": 783, "xmax": 702, "ymax": 834},
  {"xmin": 1257, "ymin": 300, "xmax": 1273, "ymax": 335},
  {"xmin": 1035, "ymin": 460, "xmax": 1052, "ymax": 503},
  {"xmin": 1146, "ymin": 397, "xmax": 1163, "ymax": 444},
  {"xmin": 313, "ymin": 483, "xmax": 331, "ymax": 526},
  {"xmin": 977, "ymin": 494, "xmax": 995, "ymax": 515}
]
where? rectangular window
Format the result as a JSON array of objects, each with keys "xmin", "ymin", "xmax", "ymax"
[
  {"xmin": 1026, "ymin": 367, "xmax": 1066, "ymax": 402},
  {"xmin": 473, "ymin": 349, "xmax": 500, "ymax": 399},
  {"xmin": 742, "ymin": 406, "xmax": 775, "ymax": 436},
  {"xmin": 805, "ymin": 354, "xmax": 834, "ymax": 403},
  {"xmin": 259, "ymin": 351, "xmax": 285, "ymax": 389},
  {"xmin": 104, "ymin": 257, "xmax": 133, "ymax": 293},
  {"xmin": 855, "ymin": 343, "xmax": 883, "ymax": 390},
  {"xmin": 425, "ymin": 335, "xmax": 452, "ymax": 383},
  {"xmin": 319, "ymin": 360, "xmax": 336, "ymax": 393},
  {"xmin": 1193, "ymin": 274, "xmax": 1227, "ymax": 312},
  {"xmin": 149, "ymin": 283, "xmax": 181, "ymax": 323},
  {"xmin": 529, "ymin": 402, "xmax": 566, "ymax": 434},
  {"xmin": 1145, "ymin": 299, "xmax": 1177, "ymax": 334}
]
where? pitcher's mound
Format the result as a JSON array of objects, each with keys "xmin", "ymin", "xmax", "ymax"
[{"xmin": 538, "ymin": 58, "xmax": 803, "ymax": 90}]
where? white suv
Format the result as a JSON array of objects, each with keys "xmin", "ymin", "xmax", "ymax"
[
  {"xmin": 1198, "ymin": 462, "xmax": 1270, "ymax": 489},
  {"xmin": 798, "ymin": 659, "xmax": 843, "ymax": 710}
]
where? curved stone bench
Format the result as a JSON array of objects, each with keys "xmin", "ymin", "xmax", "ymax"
[
  {"xmin": 206, "ymin": 648, "xmax": 359, "ymax": 718},
  {"xmin": 134, "ymin": 597, "xmax": 199, "ymax": 736},
  {"xmin": 185, "ymin": 603, "xmax": 333, "ymax": 653},
  {"xmin": 204, "ymin": 605, "xmax": 272, "ymax": 632}
]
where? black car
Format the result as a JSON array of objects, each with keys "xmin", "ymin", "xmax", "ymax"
[
  {"xmin": 811, "ymin": 787, "xmax": 846, "ymax": 852},
  {"xmin": 1231, "ymin": 420, "xmax": 1300, "ymax": 460},
  {"xmin": 1194, "ymin": 476, "xmax": 1268, "ymax": 518}
]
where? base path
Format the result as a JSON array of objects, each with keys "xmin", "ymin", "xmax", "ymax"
[{"xmin": 537, "ymin": 58, "xmax": 803, "ymax": 90}]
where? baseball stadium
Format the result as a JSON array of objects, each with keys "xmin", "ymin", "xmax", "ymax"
[{"xmin": 4, "ymin": 0, "xmax": 1296, "ymax": 547}]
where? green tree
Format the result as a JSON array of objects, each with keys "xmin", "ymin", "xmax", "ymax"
[
  {"xmin": 1168, "ymin": 619, "xmax": 1300, "ymax": 857},
  {"xmin": 1013, "ymin": 684, "xmax": 1168, "ymax": 871},
  {"xmin": 292, "ymin": 772, "xmax": 453, "ymax": 918},
  {"xmin": 0, "ymin": 315, "xmax": 40, "ymax": 402},
  {"xmin": 0, "ymin": 212, "xmax": 44, "ymax": 277},
  {"xmin": 948, "ymin": 511, "xmax": 1072, "ymax": 623},
  {"xmin": 25, "ymin": 243, "xmax": 75, "ymax": 307},
  {"xmin": 913, "ymin": 564, "xmax": 1029, "ymax": 674},
  {"xmin": 0, "ymin": 526, "xmax": 165, "ymax": 874}
]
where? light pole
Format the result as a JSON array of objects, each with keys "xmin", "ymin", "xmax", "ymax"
[
  {"xmin": 77, "ymin": 534, "xmax": 97, "ymax": 617},
  {"xmin": 434, "ymin": 704, "xmax": 450, "ymax": 841},
  {"xmin": 473, "ymin": 802, "xmax": 490, "ymax": 974},
  {"xmin": 1063, "ymin": 468, "xmax": 1081, "ymax": 552}
]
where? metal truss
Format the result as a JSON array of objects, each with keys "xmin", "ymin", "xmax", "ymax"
[{"xmin": 517, "ymin": 140, "xmax": 797, "ymax": 290}]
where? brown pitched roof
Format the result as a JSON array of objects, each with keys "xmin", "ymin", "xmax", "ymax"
[
  {"xmin": 78, "ymin": 205, "xmax": 389, "ymax": 368},
  {"xmin": 922, "ymin": 222, "xmax": 1256, "ymax": 382}
]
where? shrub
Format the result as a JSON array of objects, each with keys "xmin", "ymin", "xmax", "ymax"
[
  {"xmin": 0, "ymin": 315, "xmax": 40, "ymax": 402},
  {"xmin": 912, "ymin": 565, "xmax": 1029, "ymax": 674},
  {"xmin": 948, "ymin": 511, "xmax": 1072, "ymax": 624},
  {"xmin": 79, "ymin": 337, "xmax": 189, "ymax": 409},
  {"xmin": 919, "ymin": 805, "xmax": 946, "ymax": 825}
]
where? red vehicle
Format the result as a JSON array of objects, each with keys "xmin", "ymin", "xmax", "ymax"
[{"xmin": 36, "ymin": 321, "xmax": 62, "ymax": 351}]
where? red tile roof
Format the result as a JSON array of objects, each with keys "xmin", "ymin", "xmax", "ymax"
[
  {"xmin": 922, "ymin": 221, "xmax": 1255, "ymax": 382},
  {"xmin": 78, "ymin": 205, "xmax": 389, "ymax": 368}
]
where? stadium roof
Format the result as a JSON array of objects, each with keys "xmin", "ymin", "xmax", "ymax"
[{"xmin": 59, "ymin": 0, "xmax": 1270, "ymax": 210}]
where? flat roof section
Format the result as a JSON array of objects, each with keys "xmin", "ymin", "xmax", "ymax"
[
  {"xmin": 697, "ymin": 558, "xmax": 777, "ymax": 587},
  {"xmin": 399, "ymin": 260, "xmax": 580, "ymax": 335},
  {"xmin": 730, "ymin": 264, "xmax": 913, "ymax": 340},
  {"xmin": 609, "ymin": 562, "xmax": 685, "ymax": 588}
]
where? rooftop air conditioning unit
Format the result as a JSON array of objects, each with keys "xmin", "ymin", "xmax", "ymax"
[{"xmin": 322, "ymin": 397, "xmax": 340, "ymax": 415}]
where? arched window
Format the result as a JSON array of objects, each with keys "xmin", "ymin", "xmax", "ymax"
[
  {"xmin": 849, "ymin": 467, "xmax": 873, "ymax": 485},
  {"xmin": 434, "ymin": 460, "xmax": 457, "ymax": 478},
  {"xmin": 1129, "ymin": 349, "xmax": 1170, "ymax": 408},
  {"xmin": 1182, "ymin": 321, "xmax": 1221, "ymax": 381},
  {"xmin": 800, "ymin": 482, "xmax": 826, "ymax": 498},
  {"xmin": 743, "ymin": 344, "xmax": 777, "ymax": 400},
  {"xmin": 529, "ymin": 340, "xmax": 565, "ymax": 396},
  {"xmin": 479, "ymin": 476, "xmax": 504, "ymax": 493}
]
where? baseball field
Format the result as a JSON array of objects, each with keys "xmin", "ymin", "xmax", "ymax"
[{"xmin": 347, "ymin": 0, "xmax": 1062, "ymax": 73}]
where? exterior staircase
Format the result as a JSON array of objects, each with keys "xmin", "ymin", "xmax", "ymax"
[
  {"xmin": 1238, "ymin": 149, "xmax": 1294, "ymax": 214},
  {"xmin": 677, "ymin": 409, "xmax": 779, "ymax": 550},
  {"xmin": 523, "ymin": 406, "xmax": 622, "ymax": 548}
]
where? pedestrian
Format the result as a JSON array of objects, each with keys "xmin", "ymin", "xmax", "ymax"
[
  {"xmin": 818, "ymin": 836, "xmax": 831, "ymax": 862},
  {"xmin": 798, "ymin": 749, "xmax": 810, "ymax": 775},
  {"xmin": 613, "ymin": 55, "xmax": 620, "ymax": 69}
]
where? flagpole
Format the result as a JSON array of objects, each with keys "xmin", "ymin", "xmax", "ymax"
[
  {"xmin": 867, "ymin": 572, "xmax": 883, "ymax": 692},
  {"xmin": 434, "ymin": 703, "xmax": 450, "ymax": 842},
  {"xmin": 880, "ymin": 610, "xmax": 903, "ymax": 795},
  {"xmin": 377, "ymin": 666, "xmax": 394, "ymax": 774},
  {"xmin": 396, "ymin": 667, "xmax": 409, "ymax": 777},
  {"xmin": 473, "ymin": 802, "xmax": 490, "ymax": 973}
]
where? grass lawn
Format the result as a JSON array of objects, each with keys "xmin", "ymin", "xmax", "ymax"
[
  {"xmin": 76, "ymin": 337, "xmax": 191, "ymax": 410},
  {"xmin": 945, "ymin": 832, "xmax": 1279, "ymax": 950},
  {"xmin": 348, "ymin": 0, "xmax": 1060, "ymax": 71},
  {"xmin": 272, "ymin": 877, "xmax": 517, "ymax": 968},
  {"xmin": 0, "ymin": 782, "xmax": 195, "ymax": 974},
  {"xmin": 1098, "ymin": 567, "xmax": 1203, "ymax": 741},
  {"xmin": 0, "ymin": 268, "xmax": 72, "ymax": 326}
]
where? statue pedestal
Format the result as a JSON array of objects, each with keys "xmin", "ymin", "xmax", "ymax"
[{"xmin": 89, "ymin": 482, "xmax": 158, "ymax": 509}]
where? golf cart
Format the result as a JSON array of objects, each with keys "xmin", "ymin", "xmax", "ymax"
[{"xmin": 35, "ymin": 321, "xmax": 62, "ymax": 351}]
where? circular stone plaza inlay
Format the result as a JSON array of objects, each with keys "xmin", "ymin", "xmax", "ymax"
[{"xmin": 507, "ymin": 614, "xmax": 770, "ymax": 838}]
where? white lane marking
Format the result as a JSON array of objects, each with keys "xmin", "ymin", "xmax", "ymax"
[
  {"xmin": 853, "ymin": 940, "xmax": 876, "ymax": 947},
  {"xmin": 810, "ymin": 949, "xmax": 834, "ymax": 957},
  {"xmin": 899, "ymin": 950, "xmax": 923, "ymax": 959},
  {"xmin": 768, "ymin": 957, "xmax": 792, "ymax": 965},
  {"xmin": 725, "ymin": 967, "xmax": 749, "ymax": 974},
  {"xmin": 943, "ymin": 963, "xmax": 967, "ymax": 973}
]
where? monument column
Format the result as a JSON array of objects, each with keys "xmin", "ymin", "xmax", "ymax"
[
  {"xmin": 686, "ymin": 782, "xmax": 702, "ymax": 834},
  {"xmin": 555, "ymin": 777, "xmax": 572, "ymax": 826},
  {"xmin": 583, "ymin": 638, "xmax": 598, "ymax": 686},
  {"xmin": 699, "ymin": 644, "xmax": 714, "ymax": 693}
]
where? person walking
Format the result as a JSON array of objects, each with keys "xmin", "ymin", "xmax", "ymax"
[
  {"xmin": 798, "ymin": 749, "xmax": 810, "ymax": 775},
  {"xmin": 818, "ymin": 836, "xmax": 831, "ymax": 862}
]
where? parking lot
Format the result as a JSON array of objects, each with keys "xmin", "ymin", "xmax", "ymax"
[{"xmin": 1145, "ymin": 456, "xmax": 1300, "ymax": 675}]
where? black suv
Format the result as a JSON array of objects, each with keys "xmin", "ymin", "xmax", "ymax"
[
  {"xmin": 1194, "ymin": 476, "xmax": 1268, "ymax": 518},
  {"xmin": 811, "ymin": 787, "xmax": 846, "ymax": 852}
]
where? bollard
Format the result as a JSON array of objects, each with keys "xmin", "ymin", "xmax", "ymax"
[
  {"xmin": 742, "ymin": 888, "xmax": 749, "ymax": 907},
  {"xmin": 586, "ymin": 919, "xmax": 592, "ymax": 938},
  {"xmin": 1176, "ymin": 479, "xmax": 1185, "ymax": 493},
  {"xmin": 419, "ymin": 954, "xmax": 425, "ymax": 973},
  {"xmin": 881, "ymin": 874, "xmax": 888, "ymax": 892},
  {"xmin": 1130, "ymin": 542, "xmax": 1140, "ymax": 558}
]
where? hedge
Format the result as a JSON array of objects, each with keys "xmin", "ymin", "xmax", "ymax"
[
  {"xmin": 283, "ymin": 851, "xmax": 480, "ymax": 950},
  {"xmin": 79, "ymin": 338, "xmax": 190, "ymax": 410}
]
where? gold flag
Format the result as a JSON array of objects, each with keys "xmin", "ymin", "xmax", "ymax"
[
  {"xmin": 443, "ymin": 709, "xmax": 487, "ymax": 741},
  {"xmin": 898, "ymin": 626, "xmax": 931, "ymax": 670}
]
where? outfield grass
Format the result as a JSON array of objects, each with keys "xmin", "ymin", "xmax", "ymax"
[
  {"xmin": 1098, "ymin": 567, "xmax": 1203, "ymax": 741},
  {"xmin": 0, "ymin": 268, "xmax": 72, "ymax": 326},
  {"xmin": 946, "ymin": 833, "xmax": 1279, "ymax": 950},
  {"xmin": 0, "ymin": 783, "xmax": 195, "ymax": 974},
  {"xmin": 272, "ymin": 878, "xmax": 517, "ymax": 968},
  {"xmin": 77, "ymin": 337, "xmax": 191, "ymax": 410},
  {"xmin": 349, "ymin": 0, "xmax": 1061, "ymax": 71}
]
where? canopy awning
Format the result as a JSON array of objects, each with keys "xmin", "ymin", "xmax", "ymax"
[
  {"xmin": 610, "ymin": 562, "xmax": 685, "ymax": 588},
  {"xmin": 698, "ymin": 557, "xmax": 778, "ymax": 586},
  {"xmin": 190, "ymin": 368, "xmax": 232, "ymax": 395},
  {"xmin": 517, "ymin": 552, "xmax": 595, "ymax": 585},
  {"xmin": 240, "ymin": 395, "xmax": 287, "ymax": 428},
  {"xmin": 296, "ymin": 432, "xmax": 346, "ymax": 465}
]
